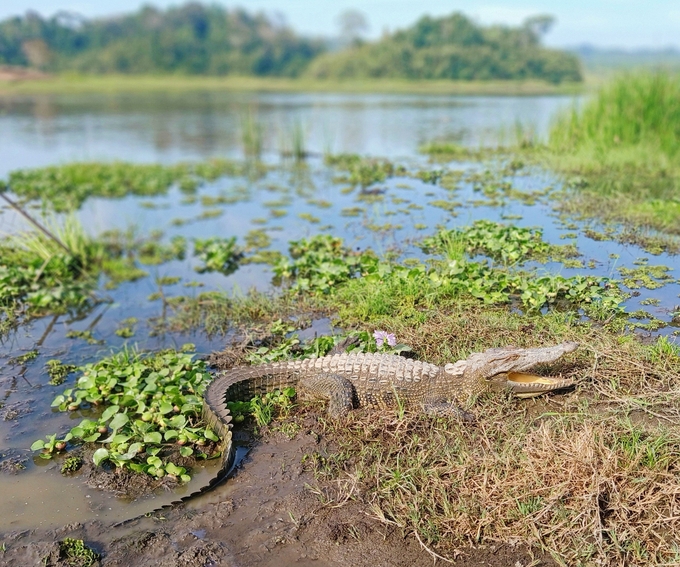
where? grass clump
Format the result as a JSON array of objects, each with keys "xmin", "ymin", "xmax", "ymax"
[
  {"xmin": 0, "ymin": 218, "xmax": 102, "ymax": 328},
  {"xmin": 55, "ymin": 537, "xmax": 101, "ymax": 567},
  {"xmin": 0, "ymin": 218, "xmax": 190, "ymax": 335}
]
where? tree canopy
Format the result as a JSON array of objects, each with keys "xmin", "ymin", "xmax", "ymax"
[
  {"xmin": 306, "ymin": 12, "xmax": 582, "ymax": 83},
  {"xmin": 0, "ymin": 3, "xmax": 324, "ymax": 76}
]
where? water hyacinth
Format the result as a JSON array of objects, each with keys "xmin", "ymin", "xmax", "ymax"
[{"xmin": 373, "ymin": 330, "xmax": 397, "ymax": 349}]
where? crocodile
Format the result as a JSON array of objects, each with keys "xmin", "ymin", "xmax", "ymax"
[
  {"xmin": 114, "ymin": 341, "xmax": 578, "ymax": 526},
  {"xmin": 195, "ymin": 341, "xmax": 579, "ymax": 501}
]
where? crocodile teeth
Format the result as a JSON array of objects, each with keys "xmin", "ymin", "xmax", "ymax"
[{"xmin": 506, "ymin": 372, "xmax": 574, "ymax": 398}]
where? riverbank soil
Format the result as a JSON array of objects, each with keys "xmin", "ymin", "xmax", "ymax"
[{"xmin": 1, "ymin": 411, "xmax": 555, "ymax": 567}]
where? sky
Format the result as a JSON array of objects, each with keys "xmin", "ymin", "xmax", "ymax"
[{"xmin": 1, "ymin": 0, "xmax": 678, "ymax": 50}]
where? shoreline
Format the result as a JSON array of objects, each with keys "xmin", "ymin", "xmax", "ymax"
[{"xmin": 0, "ymin": 74, "xmax": 585, "ymax": 97}]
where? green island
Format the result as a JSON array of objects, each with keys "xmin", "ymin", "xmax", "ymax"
[{"xmin": 1, "ymin": 3, "xmax": 680, "ymax": 566}]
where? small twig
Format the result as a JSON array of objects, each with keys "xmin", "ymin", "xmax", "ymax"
[{"xmin": 413, "ymin": 529, "xmax": 453, "ymax": 564}]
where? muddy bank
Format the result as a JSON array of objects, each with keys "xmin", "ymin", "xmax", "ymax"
[{"xmin": 0, "ymin": 413, "xmax": 554, "ymax": 566}]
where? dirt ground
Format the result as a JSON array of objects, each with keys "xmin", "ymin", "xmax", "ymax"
[{"xmin": 0, "ymin": 411, "xmax": 557, "ymax": 567}]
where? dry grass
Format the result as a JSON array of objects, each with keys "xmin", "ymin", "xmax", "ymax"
[{"xmin": 304, "ymin": 312, "xmax": 680, "ymax": 566}]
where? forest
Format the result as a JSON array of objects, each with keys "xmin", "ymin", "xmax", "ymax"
[{"xmin": 0, "ymin": 4, "xmax": 581, "ymax": 82}]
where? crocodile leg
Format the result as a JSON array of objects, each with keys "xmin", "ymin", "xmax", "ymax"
[
  {"xmin": 298, "ymin": 373, "xmax": 355, "ymax": 417},
  {"xmin": 422, "ymin": 401, "xmax": 476, "ymax": 422}
]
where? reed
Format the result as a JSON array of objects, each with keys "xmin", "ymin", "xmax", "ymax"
[{"xmin": 239, "ymin": 109, "xmax": 263, "ymax": 159}]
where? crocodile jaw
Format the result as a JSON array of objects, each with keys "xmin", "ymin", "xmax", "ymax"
[
  {"xmin": 504, "ymin": 371, "xmax": 574, "ymax": 398},
  {"xmin": 444, "ymin": 341, "xmax": 579, "ymax": 398}
]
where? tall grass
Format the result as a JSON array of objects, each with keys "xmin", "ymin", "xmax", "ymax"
[
  {"xmin": 240, "ymin": 109, "xmax": 263, "ymax": 159},
  {"xmin": 549, "ymin": 73, "xmax": 680, "ymax": 167},
  {"xmin": 543, "ymin": 72, "xmax": 680, "ymax": 238},
  {"xmin": 278, "ymin": 120, "xmax": 307, "ymax": 161}
]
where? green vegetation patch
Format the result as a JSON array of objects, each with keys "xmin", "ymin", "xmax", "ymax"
[
  {"xmin": 325, "ymin": 154, "xmax": 405, "ymax": 189},
  {"xmin": 0, "ymin": 220, "xmax": 102, "ymax": 327},
  {"xmin": 273, "ymin": 235, "xmax": 377, "ymax": 294},
  {"xmin": 7, "ymin": 159, "xmax": 242, "ymax": 211},
  {"xmin": 193, "ymin": 236, "xmax": 243, "ymax": 275},
  {"xmin": 32, "ymin": 347, "xmax": 219, "ymax": 483},
  {"xmin": 46, "ymin": 360, "xmax": 77, "ymax": 386},
  {"xmin": 53, "ymin": 538, "xmax": 100, "ymax": 567}
]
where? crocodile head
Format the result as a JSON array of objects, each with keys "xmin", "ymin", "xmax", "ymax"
[{"xmin": 443, "ymin": 341, "xmax": 578, "ymax": 398}]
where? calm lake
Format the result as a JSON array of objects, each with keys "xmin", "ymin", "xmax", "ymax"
[{"xmin": 1, "ymin": 89, "xmax": 677, "ymax": 531}]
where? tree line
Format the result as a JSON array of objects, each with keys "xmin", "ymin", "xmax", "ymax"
[{"xmin": 0, "ymin": 4, "xmax": 582, "ymax": 83}]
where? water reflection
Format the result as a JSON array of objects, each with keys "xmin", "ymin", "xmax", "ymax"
[{"xmin": 0, "ymin": 91, "xmax": 576, "ymax": 177}]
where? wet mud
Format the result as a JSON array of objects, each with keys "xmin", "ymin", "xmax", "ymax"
[{"xmin": 0, "ymin": 414, "xmax": 556, "ymax": 567}]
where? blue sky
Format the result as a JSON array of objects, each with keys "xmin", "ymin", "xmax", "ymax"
[{"xmin": 2, "ymin": 0, "xmax": 678, "ymax": 49}]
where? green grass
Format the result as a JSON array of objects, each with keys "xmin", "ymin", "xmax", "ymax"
[
  {"xmin": 549, "ymin": 73, "xmax": 680, "ymax": 161},
  {"xmin": 0, "ymin": 74, "xmax": 585, "ymax": 96}
]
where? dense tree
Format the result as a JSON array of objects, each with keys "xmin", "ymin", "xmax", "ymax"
[
  {"xmin": 307, "ymin": 12, "xmax": 582, "ymax": 83},
  {"xmin": 0, "ymin": 3, "xmax": 325, "ymax": 76}
]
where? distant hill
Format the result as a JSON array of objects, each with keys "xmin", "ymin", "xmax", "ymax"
[
  {"xmin": 0, "ymin": 4, "xmax": 324, "ymax": 76},
  {"xmin": 305, "ymin": 13, "xmax": 582, "ymax": 84},
  {"xmin": 570, "ymin": 45, "xmax": 680, "ymax": 73}
]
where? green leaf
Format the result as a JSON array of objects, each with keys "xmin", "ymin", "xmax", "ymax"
[
  {"xmin": 165, "ymin": 462, "xmax": 183, "ymax": 475},
  {"xmin": 69, "ymin": 426, "xmax": 85, "ymax": 438},
  {"xmin": 159, "ymin": 401, "xmax": 174, "ymax": 415},
  {"xmin": 101, "ymin": 405, "xmax": 120, "ymax": 421},
  {"xmin": 204, "ymin": 429, "xmax": 219, "ymax": 442},
  {"xmin": 93, "ymin": 448, "xmax": 110, "ymax": 466},
  {"xmin": 146, "ymin": 455, "xmax": 163, "ymax": 468},
  {"xmin": 144, "ymin": 432, "xmax": 162, "ymax": 444},
  {"xmin": 180, "ymin": 474, "xmax": 191, "ymax": 483},
  {"xmin": 168, "ymin": 415, "xmax": 186, "ymax": 428},
  {"xmin": 109, "ymin": 412, "xmax": 129, "ymax": 431},
  {"xmin": 164, "ymin": 430, "xmax": 179, "ymax": 441},
  {"xmin": 51, "ymin": 395, "xmax": 66, "ymax": 408},
  {"xmin": 179, "ymin": 446, "xmax": 194, "ymax": 457},
  {"xmin": 30, "ymin": 440, "xmax": 45, "ymax": 451}
]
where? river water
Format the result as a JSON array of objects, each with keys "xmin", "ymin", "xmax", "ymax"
[{"xmin": 1, "ymin": 89, "xmax": 678, "ymax": 531}]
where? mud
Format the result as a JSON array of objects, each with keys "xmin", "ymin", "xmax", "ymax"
[{"xmin": 0, "ymin": 411, "xmax": 556, "ymax": 567}]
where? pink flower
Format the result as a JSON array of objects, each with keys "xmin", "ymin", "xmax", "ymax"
[{"xmin": 373, "ymin": 330, "xmax": 397, "ymax": 348}]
